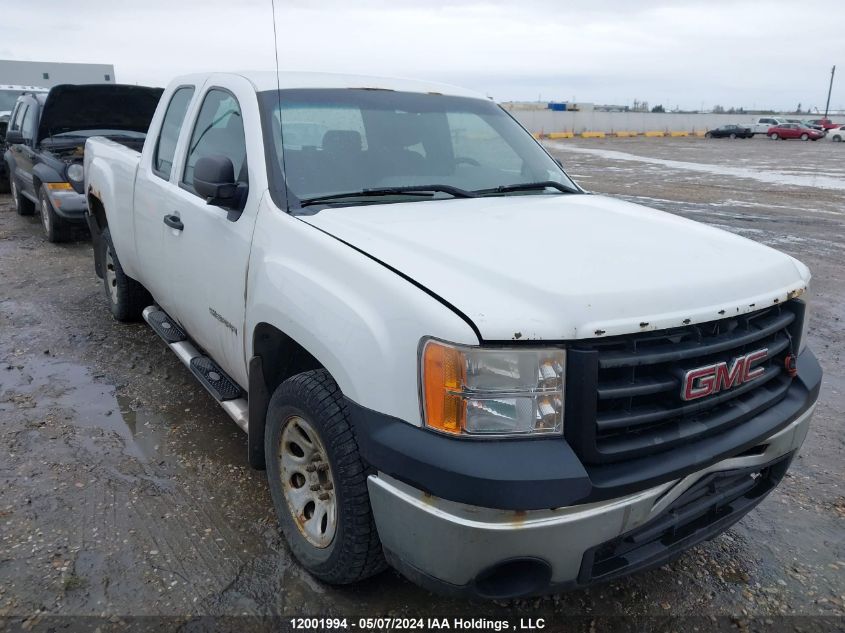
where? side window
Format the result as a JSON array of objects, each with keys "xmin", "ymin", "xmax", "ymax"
[
  {"xmin": 21, "ymin": 104, "xmax": 36, "ymax": 141},
  {"xmin": 153, "ymin": 87, "xmax": 195, "ymax": 179},
  {"xmin": 182, "ymin": 89, "xmax": 247, "ymax": 189},
  {"xmin": 10, "ymin": 103, "xmax": 26, "ymax": 132}
]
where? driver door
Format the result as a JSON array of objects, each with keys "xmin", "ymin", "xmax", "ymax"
[{"xmin": 160, "ymin": 86, "xmax": 257, "ymax": 387}]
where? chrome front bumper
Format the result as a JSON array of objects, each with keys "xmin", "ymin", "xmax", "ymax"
[{"xmin": 367, "ymin": 404, "xmax": 814, "ymax": 596}]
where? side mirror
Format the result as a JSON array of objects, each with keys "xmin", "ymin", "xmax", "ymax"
[
  {"xmin": 5, "ymin": 129, "xmax": 24, "ymax": 145},
  {"xmin": 194, "ymin": 155, "xmax": 244, "ymax": 209}
]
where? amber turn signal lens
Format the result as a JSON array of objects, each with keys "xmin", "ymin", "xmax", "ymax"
[
  {"xmin": 46, "ymin": 182, "xmax": 73, "ymax": 191},
  {"xmin": 422, "ymin": 341, "xmax": 466, "ymax": 434}
]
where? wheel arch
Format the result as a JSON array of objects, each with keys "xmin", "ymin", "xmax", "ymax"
[
  {"xmin": 87, "ymin": 193, "xmax": 108, "ymax": 278},
  {"xmin": 247, "ymin": 322, "xmax": 326, "ymax": 469}
]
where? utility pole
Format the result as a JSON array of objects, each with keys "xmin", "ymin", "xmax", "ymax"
[{"xmin": 824, "ymin": 65, "xmax": 836, "ymax": 119}]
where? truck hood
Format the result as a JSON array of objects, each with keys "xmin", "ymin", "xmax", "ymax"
[
  {"xmin": 302, "ymin": 194, "xmax": 809, "ymax": 341},
  {"xmin": 37, "ymin": 84, "xmax": 163, "ymax": 142}
]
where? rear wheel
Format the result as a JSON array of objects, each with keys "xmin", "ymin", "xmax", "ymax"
[
  {"xmin": 11, "ymin": 178, "xmax": 35, "ymax": 216},
  {"xmin": 833, "ymin": 135, "xmax": 842, "ymax": 142},
  {"xmin": 265, "ymin": 369, "xmax": 386, "ymax": 585},
  {"xmin": 38, "ymin": 186, "xmax": 71, "ymax": 243},
  {"xmin": 101, "ymin": 227, "xmax": 152, "ymax": 322},
  {"xmin": 704, "ymin": 132, "xmax": 712, "ymax": 138},
  {"xmin": 729, "ymin": 133, "xmax": 737, "ymax": 139},
  {"xmin": 769, "ymin": 133, "xmax": 779, "ymax": 140}
]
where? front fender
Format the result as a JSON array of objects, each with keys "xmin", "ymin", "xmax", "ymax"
[{"xmin": 246, "ymin": 197, "xmax": 478, "ymax": 426}]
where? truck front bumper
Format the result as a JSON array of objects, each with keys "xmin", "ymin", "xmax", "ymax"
[{"xmin": 367, "ymin": 404, "xmax": 814, "ymax": 598}]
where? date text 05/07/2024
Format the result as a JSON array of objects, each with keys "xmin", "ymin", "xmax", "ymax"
[{"xmin": 290, "ymin": 617, "xmax": 547, "ymax": 631}]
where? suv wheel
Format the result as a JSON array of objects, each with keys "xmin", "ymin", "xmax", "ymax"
[
  {"xmin": 39, "ymin": 186, "xmax": 70, "ymax": 243},
  {"xmin": 11, "ymin": 179, "xmax": 35, "ymax": 216},
  {"xmin": 265, "ymin": 369, "xmax": 386, "ymax": 584}
]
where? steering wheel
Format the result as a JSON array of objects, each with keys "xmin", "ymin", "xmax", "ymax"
[{"xmin": 454, "ymin": 156, "xmax": 481, "ymax": 167}]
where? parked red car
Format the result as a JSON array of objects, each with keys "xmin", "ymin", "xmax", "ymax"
[{"xmin": 767, "ymin": 123, "xmax": 825, "ymax": 141}]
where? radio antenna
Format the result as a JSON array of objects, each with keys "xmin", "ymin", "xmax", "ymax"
[{"xmin": 270, "ymin": 0, "xmax": 290, "ymax": 210}]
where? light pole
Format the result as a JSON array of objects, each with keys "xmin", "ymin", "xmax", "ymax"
[{"xmin": 824, "ymin": 65, "xmax": 836, "ymax": 120}]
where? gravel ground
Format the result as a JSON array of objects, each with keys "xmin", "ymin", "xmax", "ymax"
[{"xmin": 0, "ymin": 136, "xmax": 843, "ymax": 632}]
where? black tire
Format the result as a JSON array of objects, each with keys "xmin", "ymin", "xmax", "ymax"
[
  {"xmin": 800, "ymin": 133, "xmax": 809, "ymax": 141},
  {"xmin": 729, "ymin": 133, "xmax": 737, "ymax": 139},
  {"xmin": 101, "ymin": 227, "xmax": 152, "ymax": 322},
  {"xmin": 833, "ymin": 135, "xmax": 843, "ymax": 143},
  {"xmin": 769, "ymin": 133, "xmax": 778, "ymax": 140},
  {"xmin": 11, "ymin": 178, "xmax": 35, "ymax": 216},
  {"xmin": 265, "ymin": 369, "xmax": 386, "ymax": 584},
  {"xmin": 38, "ymin": 186, "xmax": 71, "ymax": 243}
]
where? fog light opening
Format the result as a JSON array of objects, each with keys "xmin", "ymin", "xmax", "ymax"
[{"xmin": 473, "ymin": 558, "xmax": 552, "ymax": 599}]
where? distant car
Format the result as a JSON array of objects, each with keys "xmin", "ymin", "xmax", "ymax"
[
  {"xmin": 807, "ymin": 118, "xmax": 840, "ymax": 131},
  {"xmin": 767, "ymin": 123, "xmax": 825, "ymax": 141},
  {"xmin": 747, "ymin": 117, "xmax": 789, "ymax": 135},
  {"xmin": 786, "ymin": 119, "xmax": 825, "ymax": 132},
  {"xmin": 705, "ymin": 124, "xmax": 753, "ymax": 139},
  {"xmin": 826, "ymin": 126, "xmax": 845, "ymax": 142}
]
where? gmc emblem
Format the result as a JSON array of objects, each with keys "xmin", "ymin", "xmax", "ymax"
[{"xmin": 681, "ymin": 348, "xmax": 768, "ymax": 401}]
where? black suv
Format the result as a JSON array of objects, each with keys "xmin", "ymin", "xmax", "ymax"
[{"xmin": 4, "ymin": 84, "xmax": 162, "ymax": 242}]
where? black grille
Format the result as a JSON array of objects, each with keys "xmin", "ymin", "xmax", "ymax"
[
  {"xmin": 566, "ymin": 301, "xmax": 804, "ymax": 464},
  {"xmin": 579, "ymin": 454, "xmax": 792, "ymax": 585}
]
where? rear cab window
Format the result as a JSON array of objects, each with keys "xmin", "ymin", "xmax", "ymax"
[{"xmin": 153, "ymin": 86, "xmax": 195, "ymax": 180}]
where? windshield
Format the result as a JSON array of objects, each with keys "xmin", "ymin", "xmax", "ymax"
[
  {"xmin": 0, "ymin": 90, "xmax": 29, "ymax": 112},
  {"xmin": 259, "ymin": 89, "xmax": 578, "ymax": 210}
]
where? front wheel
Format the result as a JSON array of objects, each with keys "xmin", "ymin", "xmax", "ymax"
[
  {"xmin": 704, "ymin": 132, "xmax": 712, "ymax": 138},
  {"xmin": 265, "ymin": 369, "xmax": 386, "ymax": 584},
  {"xmin": 800, "ymin": 133, "xmax": 809, "ymax": 141},
  {"xmin": 833, "ymin": 135, "xmax": 843, "ymax": 142},
  {"xmin": 39, "ymin": 186, "xmax": 71, "ymax": 243},
  {"xmin": 729, "ymin": 133, "xmax": 737, "ymax": 139},
  {"xmin": 101, "ymin": 227, "xmax": 152, "ymax": 322}
]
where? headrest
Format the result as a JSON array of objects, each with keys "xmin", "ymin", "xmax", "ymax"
[{"xmin": 322, "ymin": 129, "xmax": 362, "ymax": 154}]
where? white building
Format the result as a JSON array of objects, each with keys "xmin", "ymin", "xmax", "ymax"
[{"xmin": 0, "ymin": 59, "xmax": 115, "ymax": 87}]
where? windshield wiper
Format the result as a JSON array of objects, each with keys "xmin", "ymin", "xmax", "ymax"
[
  {"xmin": 474, "ymin": 181, "xmax": 579, "ymax": 195},
  {"xmin": 299, "ymin": 184, "xmax": 477, "ymax": 207}
]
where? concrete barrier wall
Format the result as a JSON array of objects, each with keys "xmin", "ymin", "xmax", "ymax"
[{"xmin": 508, "ymin": 109, "xmax": 776, "ymax": 135}]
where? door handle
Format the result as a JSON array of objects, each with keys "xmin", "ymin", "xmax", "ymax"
[{"xmin": 163, "ymin": 214, "xmax": 184, "ymax": 231}]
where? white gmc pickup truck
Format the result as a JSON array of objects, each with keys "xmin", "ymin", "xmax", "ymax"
[{"xmin": 84, "ymin": 71, "xmax": 821, "ymax": 599}]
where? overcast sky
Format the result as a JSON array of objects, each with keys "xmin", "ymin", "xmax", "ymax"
[{"xmin": 2, "ymin": 0, "xmax": 843, "ymax": 111}]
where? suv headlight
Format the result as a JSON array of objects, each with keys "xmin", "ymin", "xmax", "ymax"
[
  {"xmin": 420, "ymin": 339, "xmax": 565, "ymax": 437},
  {"xmin": 66, "ymin": 163, "xmax": 84, "ymax": 183}
]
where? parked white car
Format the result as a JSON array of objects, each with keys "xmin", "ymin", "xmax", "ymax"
[
  {"xmin": 83, "ymin": 71, "xmax": 821, "ymax": 598},
  {"xmin": 826, "ymin": 125, "xmax": 845, "ymax": 142},
  {"xmin": 747, "ymin": 117, "xmax": 790, "ymax": 135}
]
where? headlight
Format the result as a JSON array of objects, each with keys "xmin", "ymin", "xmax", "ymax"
[
  {"xmin": 420, "ymin": 339, "xmax": 565, "ymax": 437},
  {"xmin": 66, "ymin": 163, "xmax": 84, "ymax": 183}
]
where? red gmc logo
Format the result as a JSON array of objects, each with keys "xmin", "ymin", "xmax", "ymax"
[{"xmin": 681, "ymin": 348, "xmax": 769, "ymax": 401}]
